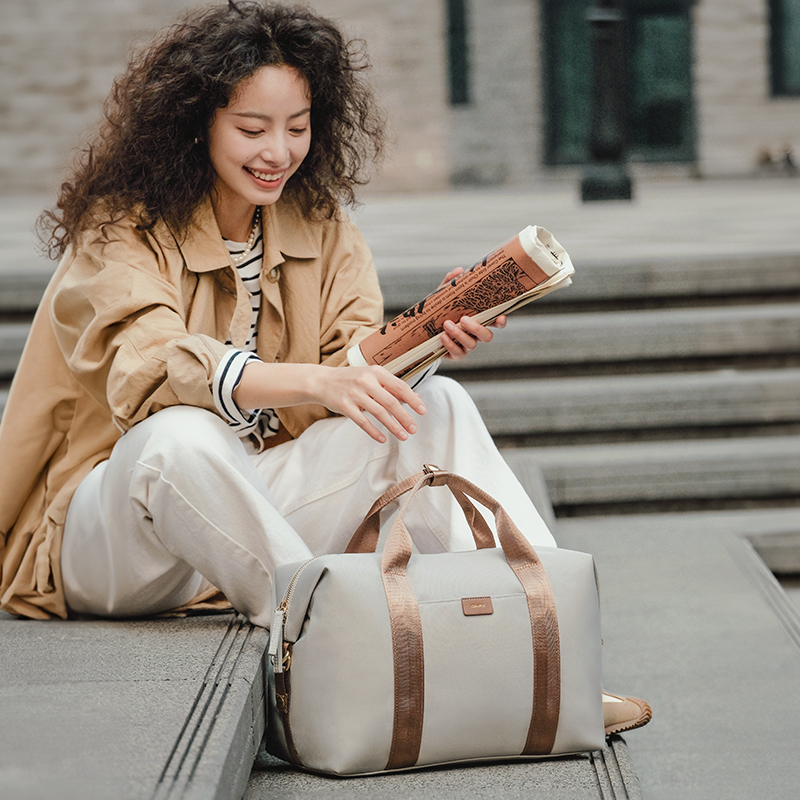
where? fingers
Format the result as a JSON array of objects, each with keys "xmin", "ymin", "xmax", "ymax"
[
  {"xmin": 354, "ymin": 393, "xmax": 416, "ymax": 444},
  {"xmin": 438, "ymin": 267, "xmax": 464, "ymax": 290},
  {"xmin": 441, "ymin": 315, "xmax": 496, "ymax": 361},
  {"xmin": 319, "ymin": 366, "xmax": 427, "ymax": 444}
]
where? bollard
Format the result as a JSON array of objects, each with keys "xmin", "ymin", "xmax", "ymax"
[{"xmin": 581, "ymin": 0, "xmax": 633, "ymax": 202}]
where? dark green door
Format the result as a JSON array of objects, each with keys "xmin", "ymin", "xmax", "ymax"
[{"xmin": 543, "ymin": 0, "xmax": 695, "ymax": 165}]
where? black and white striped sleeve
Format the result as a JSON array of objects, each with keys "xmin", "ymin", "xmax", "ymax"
[{"xmin": 212, "ymin": 349, "xmax": 262, "ymax": 436}]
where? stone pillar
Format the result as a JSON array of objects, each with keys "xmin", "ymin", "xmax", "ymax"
[{"xmin": 580, "ymin": 0, "xmax": 632, "ymax": 202}]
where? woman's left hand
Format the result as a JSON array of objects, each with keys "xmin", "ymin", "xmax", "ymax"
[{"xmin": 437, "ymin": 268, "xmax": 507, "ymax": 362}]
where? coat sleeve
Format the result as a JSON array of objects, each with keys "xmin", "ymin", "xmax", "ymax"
[
  {"xmin": 272, "ymin": 212, "xmax": 385, "ymax": 439},
  {"xmin": 317, "ymin": 213, "xmax": 384, "ymax": 367},
  {"xmin": 50, "ymin": 221, "xmax": 230, "ymax": 432}
]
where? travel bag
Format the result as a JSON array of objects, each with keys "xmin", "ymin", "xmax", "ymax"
[{"xmin": 265, "ymin": 466, "xmax": 604, "ymax": 775}]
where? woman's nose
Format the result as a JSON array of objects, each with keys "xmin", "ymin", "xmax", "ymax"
[{"xmin": 260, "ymin": 132, "xmax": 290, "ymax": 165}]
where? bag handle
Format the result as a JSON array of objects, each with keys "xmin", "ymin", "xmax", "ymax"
[
  {"xmin": 345, "ymin": 465, "xmax": 495, "ymax": 554},
  {"xmin": 379, "ymin": 467, "xmax": 562, "ymax": 770}
]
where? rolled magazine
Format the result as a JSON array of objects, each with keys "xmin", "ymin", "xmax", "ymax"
[{"xmin": 352, "ymin": 226, "xmax": 575, "ymax": 380}]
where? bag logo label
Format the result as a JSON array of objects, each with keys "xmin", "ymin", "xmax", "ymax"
[{"xmin": 461, "ymin": 596, "xmax": 494, "ymax": 616}]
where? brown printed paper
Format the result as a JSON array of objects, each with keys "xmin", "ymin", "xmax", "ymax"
[{"xmin": 358, "ymin": 226, "xmax": 574, "ymax": 379}]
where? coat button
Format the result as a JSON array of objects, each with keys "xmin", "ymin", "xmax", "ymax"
[{"xmin": 267, "ymin": 266, "xmax": 281, "ymax": 283}]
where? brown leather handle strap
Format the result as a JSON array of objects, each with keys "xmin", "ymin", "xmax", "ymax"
[
  {"xmin": 380, "ymin": 473, "xmax": 429, "ymax": 769},
  {"xmin": 379, "ymin": 469, "xmax": 561, "ymax": 770},
  {"xmin": 382, "ymin": 566, "xmax": 425, "ymax": 767},
  {"xmin": 345, "ymin": 469, "xmax": 495, "ymax": 554},
  {"xmin": 345, "ymin": 472, "xmax": 424, "ymax": 554},
  {"xmin": 449, "ymin": 486, "xmax": 496, "ymax": 550}
]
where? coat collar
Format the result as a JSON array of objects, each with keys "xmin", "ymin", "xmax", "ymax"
[{"xmin": 173, "ymin": 195, "xmax": 321, "ymax": 273}]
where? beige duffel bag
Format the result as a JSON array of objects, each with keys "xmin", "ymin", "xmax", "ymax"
[{"xmin": 265, "ymin": 467, "xmax": 604, "ymax": 775}]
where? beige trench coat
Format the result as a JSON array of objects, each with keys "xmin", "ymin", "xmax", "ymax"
[{"xmin": 0, "ymin": 197, "xmax": 383, "ymax": 619}]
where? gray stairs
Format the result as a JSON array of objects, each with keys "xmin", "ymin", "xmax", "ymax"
[
  {"xmin": 382, "ymin": 252, "xmax": 800, "ymax": 516},
  {"xmin": 451, "ymin": 303, "xmax": 800, "ymax": 370},
  {"xmin": 2, "ymin": 252, "xmax": 799, "ymax": 514}
]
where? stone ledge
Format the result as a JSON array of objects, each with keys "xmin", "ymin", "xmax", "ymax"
[
  {"xmin": 442, "ymin": 303, "xmax": 800, "ymax": 371},
  {"xmin": 556, "ymin": 508, "xmax": 800, "ymax": 800},
  {"xmin": 246, "ymin": 736, "xmax": 643, "ymax": 800},
  {"xmin": 3, "ymin": 302, "xmax": 798, "ymax": 379},
  {"xmin": 0, "ymin": 613, "xmax": 268, "ymax": 800},
  {"xmin": 504, "ymin": 436, "xmax": 800, "ymax": 507},
  {"xmin": 379, "ymin": 253, "xmax": 800, "ymax": 313},
  {"xmin": 465, "ymin": 368, "xmax": 800, "ymax": 436}
]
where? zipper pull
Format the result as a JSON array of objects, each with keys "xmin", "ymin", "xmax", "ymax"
[{"xmin": 268, "ymin": 604, "xmax": 286, "ymax": 673}]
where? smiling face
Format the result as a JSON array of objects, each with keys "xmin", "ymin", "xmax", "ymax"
[{"xmin": 207, "ymin": 64, "xmax": 311, "ymax": 238}]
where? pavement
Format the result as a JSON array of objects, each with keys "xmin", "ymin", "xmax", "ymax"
[
  {"xmin": 244, "ymin": 508, "xmax": 800, "ymax": 800},
  {"xmin": 3, "ymin": 175, "xmax": 799, "ymax": 279},
  {"xmin": 352, "ymin": 175, "xmax": 800, "ymax": 271},
  {"xmin": 554, "ymin": 507, "xmax": 800, "ymax": 800},
  {"xmin": 0, "ymin": 613, "xmax": 269, "ymax": 800}
]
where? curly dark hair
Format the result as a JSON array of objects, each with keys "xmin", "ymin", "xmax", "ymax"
[{"xmin": 39, "ymin": 0, "xmax": 385, "ymax": 258}]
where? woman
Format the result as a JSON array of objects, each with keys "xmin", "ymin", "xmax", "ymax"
[
  {"xmin": 0, "ymin": 0, "xmax": 554, "ymax": 627},
  {"xmin": 0, "ymin": 0, "xmax": 650, "ymax": 738}
]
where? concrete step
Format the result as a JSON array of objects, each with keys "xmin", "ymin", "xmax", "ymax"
[
  {"xmin": 247, "ymin": 738, "xmax": 643, "ymax": 799},
  {"xmin": 3, "ymin": 302, "xmax": 793, "ymax": 383},
  {"xmin": 246, "ymin": 506, "xmax": 800, "ymax": 800},
  {"xmin": 0, "ymin": 272, "xmax": 51, "ymax": 313},
  {"xmin": 5, "ymin": 254, "xmax": 800, "ymax": 320},
  {"xmin": 7, "ymin": 367, "xmax": 790, "ymax": 444},
  {"xmin": 503, "ymin": 435, "xmax": 800, "ymax": 511},
  {"xmin": 1, "ymin": 595, "xmax": 646, "ymax": 800},
  {"xmin": 441, "ymin": 302, "xmax": 800, "ymax": 373},
  {"xmin": 380, "ymin": 253, "xmax": 800, "ymax": 314},
  {"xmin": 0, "ymin": 613, "xmax": 269, "ymax": 800},
  {"xmin": 554, "ymin": 507, "xmax": 800, "ymax": 800},
  {"xmin": 465, "ymin": 368, "xmax": 800, "ymax": 439}
]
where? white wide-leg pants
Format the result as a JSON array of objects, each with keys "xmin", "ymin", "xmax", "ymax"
[{"xmin": 61, "ymin": 377, "xmax": 555, "ymax": 628}]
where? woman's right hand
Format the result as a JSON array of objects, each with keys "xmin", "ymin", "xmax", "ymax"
[
  {"xmin": 314, "ymin": 365, "xmax": 426, "ymax": 443},
  {"xmin": 232, "ymin": 361, "xmax": 426, "ymax": 443}
]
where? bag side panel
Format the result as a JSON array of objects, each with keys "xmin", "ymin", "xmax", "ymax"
[
  {"xmin": 287, "ymin": 553, "xmax": 396, "ymax": 774},
  {"xmin": 539, "ymin": 548, "xmax": 605, "ymax": 752}
]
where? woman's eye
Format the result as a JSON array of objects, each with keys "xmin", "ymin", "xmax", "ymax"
[
  {"xmin": 290, "ymin": 127, "xmax": 308, "ymax": 136},
  {"xmin": 239, "ymin": 129, "xmax": 262, "ymax": 136}
]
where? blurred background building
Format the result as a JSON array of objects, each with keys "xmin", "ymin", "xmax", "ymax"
[{"xmin": 1, "ymin": 0, "xmax": 798, "ymax": 196}]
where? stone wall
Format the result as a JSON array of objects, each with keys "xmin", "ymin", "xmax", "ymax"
[
  {"xmin": 0, "ymin": 0, "xmax": 448, "ymax": 197},
  {"xmin": 1, "ymin": 0, "xmax": 797, "ymax": 197},
  {"xmin": 0, "ymin": 0, "xmax": 205, "ymax": 196},
  {"xmin": 448, "ymin": 0, "xmax": 543, "ymax": 186},
  {"xmin": 693, "ymin": 0, "xmax": 800, "ymax": 176},
  {"xmin": 309, "ymin": 0, "xmax": 450, "ymax": 192}
]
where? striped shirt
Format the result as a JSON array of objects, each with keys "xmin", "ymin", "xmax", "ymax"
[{"xmin": 212, "ymin": 227, "xmax": 281, "ymax": 441}]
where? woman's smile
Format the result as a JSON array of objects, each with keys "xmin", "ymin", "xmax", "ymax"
[{"xmin": 246, "ymin": 166, "xmax": 286, "ymax": 185}]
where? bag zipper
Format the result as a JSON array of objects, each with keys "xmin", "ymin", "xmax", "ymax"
[
  {"xmin": 268, "ymin": 557, "xmax": 316, "ymax": 674},
  {"xmin": 268, "ymin": 558, "xmax": 318, "ymax": 766}
]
